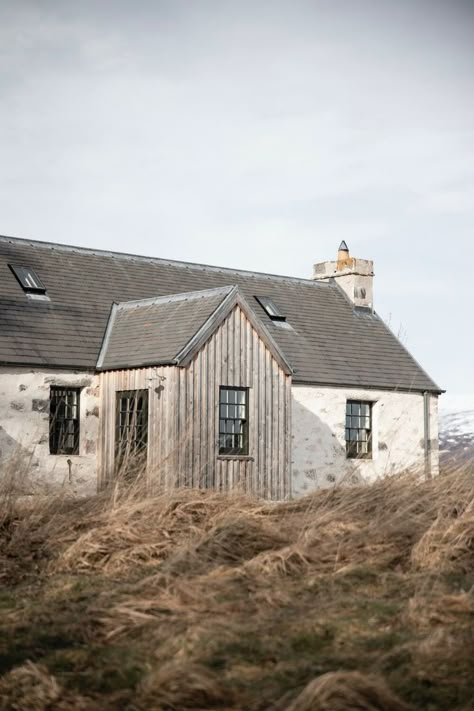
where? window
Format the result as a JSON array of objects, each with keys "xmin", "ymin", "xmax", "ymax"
[
  {"xmin": 115, "ymin": 390, "xmax": 149, "ymax": 466},
  {"xmin": 9, "ymin": 265, "xmax": 46, "ymax": 294},
  {"xmin": 50, "ymin": 387, "xmax": 80, "ymax": 455},
  {"xmin": 345, "ymin": 400, "xmax": 372, "ymax": 459},
  {"xmin": 255, "ymin": 296, "xmax": 286, "ymax": 321},
  {"xmin": 219, "ymin": 387, "xmax": 249, "ymax": 455}
]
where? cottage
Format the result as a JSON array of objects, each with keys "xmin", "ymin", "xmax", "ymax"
[{"xmin": 0, "ymin": 235, "xmax": 441, "ymax": 498}]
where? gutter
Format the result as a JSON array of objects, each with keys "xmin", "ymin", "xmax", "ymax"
[{"xmin": 423, "ymin": 391, "xmax": 432, "ymax": 479}]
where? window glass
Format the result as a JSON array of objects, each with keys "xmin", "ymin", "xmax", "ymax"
[
  {"xmin": 9, "ymin": 264, "xmax": 46, "ymax": 294},
  {"xmin": 219, "ymin": 387, "xmax": 249, "ymax": 455},
  {"xmin": 49, "ymin": 387, "xmax": 80, "ymax": 455},
  {"xmin": 115, "ymin": 390, "xmax": 149, "ymax": 470},
  {"xmin": 255, "ymin": 296, "xmax": 286, "ymax": 321},
  {"xmin": 345, "ymin": 400, "xmax": 372, "ymax": 459}
]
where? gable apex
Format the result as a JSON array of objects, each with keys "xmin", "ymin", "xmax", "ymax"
[{"xmin": 175, "ymin": 287, "xmax": 293, "ymax": 374}]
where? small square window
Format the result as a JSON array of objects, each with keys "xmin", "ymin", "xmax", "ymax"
[
  {"xmin": 9, "ymin": 265, "xmax": 46, "ymax": 294},
  {"xmin": 255, "ymin": 296, "xmax": 286, "ymax": 321}
]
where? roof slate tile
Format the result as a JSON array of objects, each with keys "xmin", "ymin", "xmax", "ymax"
[{"xmin": 0, "ymin": 235, "xmax": 441, "ymax": 392}]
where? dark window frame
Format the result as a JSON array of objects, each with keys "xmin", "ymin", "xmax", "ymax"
[
  {"xmin": 115, "ymin": 389, "xmax": 149, "ymax": 468},
  {"xmin": 345, "ymin": 400, "xmax": 373, "ymax": 459},
  {"xmin": 49, "ymin": 387, "xmax": 81, "ymax": 455},
  {"xmin": 255, "ymin": 296, "xmax": 286, "ymax": 321},
  {"xmin": 219, "ymin": 386, "xmax": 249, "ymax": 456},
  {"xmin": 9, "ymin": 264, "xmax": 46, "ymax": 294}
]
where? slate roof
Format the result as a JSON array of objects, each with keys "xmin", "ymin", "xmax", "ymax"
[
  {"xmin": 97, "ymin": 286, "xmax": 293, "ymax": 373},
  {"xmin": 0, "ymin": 235, "xmax": 441, "ymax": 392},
  {"xmin": 98, "ymin": 287, "xmax": 234, "ymax": 370}
]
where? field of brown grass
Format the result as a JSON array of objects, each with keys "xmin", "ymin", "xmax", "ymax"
[{"xmin": 0, "ymin": 467, "xmax": 473, "ymax": 710}]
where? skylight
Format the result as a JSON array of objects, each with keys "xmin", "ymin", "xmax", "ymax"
[
  {"xmin": 255, "ymin": 296, "xmax": 286, "ymax": 321},
  {"xmin": 9, "ymin": 265, "xmax": 46, "ymax": 294}
]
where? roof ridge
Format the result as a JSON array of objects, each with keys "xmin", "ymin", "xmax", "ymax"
[
  {"xmin": 0, "ymin": 233, "xmax": 328, "ymax": 286},
  {"xmin": 116, "ymin": 285, "xmax": 236, "ymax": 310}
]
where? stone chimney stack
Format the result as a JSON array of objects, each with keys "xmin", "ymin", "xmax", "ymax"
[{"xmin": 312, "ymin": 241, "xmax": 374, "ymax": 309}]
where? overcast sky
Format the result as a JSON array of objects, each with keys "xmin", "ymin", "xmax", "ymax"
[{"xmin": 1, "ymin": 0, "xmax": 473, "ymax": 412}]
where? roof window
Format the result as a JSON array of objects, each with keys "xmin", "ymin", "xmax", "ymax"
[
  {"xmin": 255, "ymin": 296, "xmax": 286, "ymax": 321},
  {"xmin": 9, "ymin": 265, "xmax": 46, "ymax": 294}
]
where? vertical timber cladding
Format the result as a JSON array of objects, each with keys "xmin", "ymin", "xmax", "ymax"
[
  {"xmin": 97, "ymin": 366, "xmax": 179, "ymax": 489},
  {"xmin": 98, "ymin": 304, "xmax": 292, "ymax": 499},
  {"xmin": 182, "ymin": 304, "xmax": 292, "ymax": 499}
]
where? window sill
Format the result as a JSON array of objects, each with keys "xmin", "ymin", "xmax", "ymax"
[
  {"xmin": 346, "ymin": 456, "xmax": 373, "ymax": 461},
  {"xmin": 217, "ymin": 455, "xmax": 254, "ymax": 462}
]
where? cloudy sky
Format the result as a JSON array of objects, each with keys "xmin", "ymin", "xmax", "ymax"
[{"xmin": 1, "ymin": 0, "xmax": 473, "ymax": 412}]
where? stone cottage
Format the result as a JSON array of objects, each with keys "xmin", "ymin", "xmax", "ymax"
[{"xmin": 0, "ymin": 236, "xmax": 441, "ymax": 498}]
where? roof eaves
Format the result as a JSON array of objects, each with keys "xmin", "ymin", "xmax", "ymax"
[
  {"xmin": 291, "ymin": 379, "xmax": 444, "ymax": 395},
  {"xmin": 98, "ymin": 357, "xmax": 178, "ymax": 372}
]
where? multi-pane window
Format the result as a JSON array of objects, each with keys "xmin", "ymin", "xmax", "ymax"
[
  {"xmin": 345, "ymin": 400, "xmax": 372, "ymax": 459},
  {"xmin": 49, "ymin": 387, "xmax": 80, "ymax": 455},
  {"xmin": 115, "ymin": 390, "xmax": 149, "ymax": 466},
  {"xmin": 219, "ymin": 387, "xmax": 249, "ymax": 455}
]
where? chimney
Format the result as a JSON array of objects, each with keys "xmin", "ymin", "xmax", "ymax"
[{"xmin": 312, "ymin": 241, "xmax": 374, "ymax": 309}]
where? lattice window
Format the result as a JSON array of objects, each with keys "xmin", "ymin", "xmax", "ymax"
[
  {"xmin": 49, "ymin": 387, "xmax": 80, "ymax": 455},
  {"xmin": 219, "ymin": 387, "xmax": 249, "ymax": 455},
  {"xmin": 115, "ymin": 390, "xmax": 148, "ymax": 466},
  {"xmin": 345, "ymin": 400, "xmax": 372, "ymax": 459}
]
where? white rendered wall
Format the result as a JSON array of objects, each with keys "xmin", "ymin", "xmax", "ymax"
[
  {"xmin": 0, "ymin": 367, "xmax": 99, "ymax": 495},
  {"xmin": 291, "ymin": 385, "xmax": 439, "ymax": 496}
]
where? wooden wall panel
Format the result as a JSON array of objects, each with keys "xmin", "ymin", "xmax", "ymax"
[{"xmin": 97, "ymin": 305, "xmax": 292, "ymax": 499}]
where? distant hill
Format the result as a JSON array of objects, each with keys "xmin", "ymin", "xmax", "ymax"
[{"xmin": 439, "ymin": 410, "xmax": 474, "ymax": 468}]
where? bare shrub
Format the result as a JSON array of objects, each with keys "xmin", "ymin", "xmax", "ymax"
[
  {"xmin": 285, "ymin": 671, "xmax": 413, "ymax": 711},
  {"xmin": 1, "ymin": 463, "xmax": 473, "ymax": 710},
  {"xmin": 411, "ymin": 507, "xmax": 474, "ymax": 574},
  {"xmin": 136, "ymin": 661, "xmax": 234, "ymax": 709},
  {"xmin": 0, "ymin": 662, "xmax": 61, "ymax": 711}
]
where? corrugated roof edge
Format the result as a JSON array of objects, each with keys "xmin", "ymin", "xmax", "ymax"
[{"xmin": 0, "ymin": 234, "xmax": 329, "ymax": 286}]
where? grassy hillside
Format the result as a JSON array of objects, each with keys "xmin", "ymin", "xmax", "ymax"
[{"xmin": 0, "ymin": 468, "xmax": 473, "ymax": 710}]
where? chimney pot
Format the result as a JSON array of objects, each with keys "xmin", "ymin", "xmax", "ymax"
[{"xmin": 312, "ymin": 242, "xmax": 374, "ymax": 310}]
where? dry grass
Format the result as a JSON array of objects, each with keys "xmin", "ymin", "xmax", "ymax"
[{"xmin": 1, "ymin": 466, "xmax": 473, "ymax": 710}]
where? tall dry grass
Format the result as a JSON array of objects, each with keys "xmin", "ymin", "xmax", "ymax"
[{"xmin": 0, "ymin": 464, "xmax": 473, "ymax": 710}]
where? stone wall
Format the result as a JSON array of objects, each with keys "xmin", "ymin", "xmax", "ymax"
[
  {"xmin": 0, "ymin": 366, "xmax": 440, "ymax": 499},
  {"xmin": 0, "ymin": 367, "xmax": 99, "ymax": 495},
  {"xmin": 291, "ymin": 385, "xmax": 439, "ymax": 496}
]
